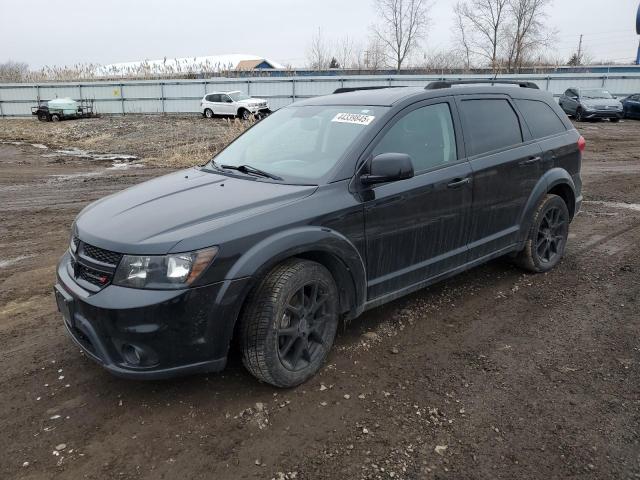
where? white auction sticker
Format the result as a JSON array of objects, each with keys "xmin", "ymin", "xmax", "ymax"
[{"xmin": 332, "ymin": 112, "xmax": 375, "ymax": 125}]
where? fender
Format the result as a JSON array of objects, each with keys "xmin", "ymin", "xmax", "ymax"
[
  {"xmin": 517, "ymin": 168, "xmax": 576, "ymax": 243},
  {"xmin": 224, "ymin": 226, "xmax": 367, "ymax": 314}
]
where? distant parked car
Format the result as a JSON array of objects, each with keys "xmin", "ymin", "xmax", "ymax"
[
  {"xmin": 201, "ymin": 91, "xmax": 270, "ymax": 120},
  {"xmin": 621, "ymin": 94, "xmax": 640, "ymax": 119},
  {"xmin": 559, "ymin": 87, "xmax": 623, "ymax": 122}
]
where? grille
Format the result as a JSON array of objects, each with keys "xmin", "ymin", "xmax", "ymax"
[
  {"xmin": 82, "ymin": 243, "xmax": 122, "ymax": 266},
  {"xmin": 76, "ymin": 262, "xmax": 111, "ymax": 287}
]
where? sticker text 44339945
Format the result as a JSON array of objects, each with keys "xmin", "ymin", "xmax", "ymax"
[{"xmin": 331, "ymin": 113, "xmax": 375, "ymax": 126}]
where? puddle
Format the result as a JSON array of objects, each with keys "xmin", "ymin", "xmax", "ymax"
[
  {"xmin": 107, "ymin": 162, "xmax": 144, "ymax": 170},
  {"xmin": 49, "ymin": 172, "xmax": 103, "ymax": 181},
  {"xmin": 0, "ymin": 255, "xmax": 35, "ymax": 268},
  {"xmin": 42, "ymin": 148, "xmax": 137, "ymax": 161},
  {"xmin": 584, "ymin": 200, "xmax": 640, "ymax": 212}
]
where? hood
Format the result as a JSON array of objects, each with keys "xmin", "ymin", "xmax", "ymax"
[
  {"xmin": 75, "ymin": 168, "xmax": 316, "ymax": 254},
  {"xmin": 581, "ymin": 98, "xmax": 622, "ymax": 109},
  {"xmin": 237, "ymin": 97, "xmax": 266, "ymax": 105}
]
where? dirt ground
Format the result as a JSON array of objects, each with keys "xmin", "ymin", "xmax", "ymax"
[{"xmin": 0, "ymin": 116, "xmax": 639, "ymax": 480}]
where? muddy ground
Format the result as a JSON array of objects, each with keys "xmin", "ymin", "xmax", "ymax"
[{"xmin": 0, "ymin": 117, "xmax": 639, "ymax": 480}]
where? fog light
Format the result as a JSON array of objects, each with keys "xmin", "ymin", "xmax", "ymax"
[{"xmin": 122, "ymin": 344, "xmax": 143, "ymax": 366}]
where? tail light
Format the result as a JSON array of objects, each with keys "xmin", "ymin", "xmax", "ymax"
[{"xmin": 577, "ymin": 135, "xmax": 586, "ymax": 152}]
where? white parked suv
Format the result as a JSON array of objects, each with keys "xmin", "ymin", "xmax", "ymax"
[{"xmin": 201, "ymin": 91, "xmax": 270, "ymax": 120}]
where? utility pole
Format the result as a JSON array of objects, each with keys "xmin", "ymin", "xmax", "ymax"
[{"xmin": 577, "ymin": 34, "xmax": 584, "ymax": 64}]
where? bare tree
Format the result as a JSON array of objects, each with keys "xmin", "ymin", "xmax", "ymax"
[
  {"xmin": 505, "ymin": 0, "xmax": 554, "ymax": 72},
  {"xmin": 456, "ymin": 0, "xmax": 510, "ymax": 71},
  {"xmin": 371, "ymin": 0, "xmax": 431, "ymax": 72},
  {"xmin": 0, "ymin": 61, "xmax": 29, "ymax": 82},
  {"xmin": 335, "ymin": 36, "xmax": 357, "ymax": 70},
  {"xmin": 306, "ymin": 28, "xmax": 331, "ymax": 70},
  {"xmin": 363, "ymin": 36, "xmax": 388, "ymax": 71},
  {"xmin": 453, "ymin": 2, "xmax": 473, "ymax": 70},
  {"xmin": 423, "ymin": 48, "xmax": 467, "ymax": 72}
]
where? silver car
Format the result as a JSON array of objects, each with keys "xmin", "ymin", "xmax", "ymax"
[{"xmin": 559, "ymin": 87, "xmax": 623, "ymax": 122}]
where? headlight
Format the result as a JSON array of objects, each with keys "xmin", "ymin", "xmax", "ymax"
[
  {"xmin": 69, "ymin": 234, "xmax": 78, "ymax": 254},
  {"xmin": 113, "ymin": 247, "xmax": 218, "ymax": 289}
]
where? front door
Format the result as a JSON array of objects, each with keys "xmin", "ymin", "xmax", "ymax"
[
  {"xmin": 362, "ymin": 100, "xmax": 472, "ymax": 299},
  {"xmin": 456, "ymin": 95, "xmax": 543, "ymax": 260},
  {"xmin": 219, "ymin": 94, "xmax": 236, "ymax": 115}
]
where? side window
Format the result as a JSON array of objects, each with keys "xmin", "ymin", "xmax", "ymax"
[
  {"xmin": 222, "ymin": 95, "xmax": 233, "ymax": 103},
  {"xmin": 515, "ymin": 99, "xmax": 567, "ymax": 139},
  {"xmin": 372, "ymin": 103, "xmax": 457, "ymax": 173},
  {"xmin": 459, "ymin": 99, "xmax": 523, "ymax": 156},
  {"xmin": 564, "ymin": 89, "xmax": 572, "ymax": 97},
  {"xmin": 209, "ymin": 94, "xmax": 220, "ymax": 102}
]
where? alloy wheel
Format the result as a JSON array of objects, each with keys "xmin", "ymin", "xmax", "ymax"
[
  {"xmin": 277, "ymin": 282, "xmax": 332, "ymax": 371},
  {"xmin": 536, "ymin": 206, "xmax": 567, "ymax": 264}
]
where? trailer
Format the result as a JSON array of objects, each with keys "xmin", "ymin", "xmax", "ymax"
[{"xmin": 31, "ymin": 98, "xmax": 97, "ymax": 122}]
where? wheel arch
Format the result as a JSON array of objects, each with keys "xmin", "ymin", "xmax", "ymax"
[
  {"xmin": 518, "ymin": 168, "xmax": 577, "ymax": 243},
  {"xmin": 225, "ymin": 227, "xmax": 367, "ymax": 319}
]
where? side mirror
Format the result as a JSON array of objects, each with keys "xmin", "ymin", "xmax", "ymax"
[{"xmin": 361, "ymin": 153, "xmax": 414, "ymax": 185}]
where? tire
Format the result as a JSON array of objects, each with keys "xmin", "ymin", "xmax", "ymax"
[
  {"xmin": 575, "ymin": 108, "xmax": 584, "ymax": 122},
  {"xmin": 37, "ymin": 113, "xmax": 48, "ymax": 122},
  {"xmin": 514, "ymin": 194, "xmax": 570, "ymax": 273},
  {"xmin": 51, "ymin": 114, "xmax": 61, "ymax": 122},
  {"xmin": 204, "ymin": 108, "xmax": 214, "ymax": 119},
  {"xmin": 610, "ymin": 118, "xmax": 620, "ymax": 123},
  {"xmin": 239, "ymin": 109, "xmax": 251, "ymax": 120},
  {"xmin": 239, "ymin": 258, "xmax": 339, "ymax": 388}
]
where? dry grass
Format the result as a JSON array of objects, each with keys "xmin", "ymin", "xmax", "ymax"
[{"xmin": 0, "ymin": 115, "xmax": 251, "ymax": 168}]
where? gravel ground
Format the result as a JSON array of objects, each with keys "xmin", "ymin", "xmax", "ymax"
[{"xmin": 0, "ymin": 116, "xmax": 639, "ymax": 480}]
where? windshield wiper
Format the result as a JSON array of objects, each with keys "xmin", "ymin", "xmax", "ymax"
[{"xmin": 220, "ymin": 164, "xmax": 283, "ymax": 181}]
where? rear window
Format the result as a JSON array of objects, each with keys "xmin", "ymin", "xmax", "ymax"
[
  {"xmin": 459, "ymin": 99, "xmax": 523, "ymax": 156},
  {"xmin": 515, "ymin": 99, "xmax": 566, "ymax": 139}
]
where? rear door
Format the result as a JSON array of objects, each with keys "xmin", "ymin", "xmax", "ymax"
[
  {"xmin": 362, "ymin": 98, "xmax": 473, "ymax": 299},
  {"xmin": 456, "ymin": 95, "xmax": 543, "ymax": 260}
]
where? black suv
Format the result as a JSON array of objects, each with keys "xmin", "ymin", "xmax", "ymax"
[{"xmin": 55, "ymin": 81, "xmax": 584, "ymax": 387}]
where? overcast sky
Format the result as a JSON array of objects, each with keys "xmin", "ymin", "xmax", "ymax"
[{"xmin": 1, "ymin": 0, "xmax": 639, "ymax": 68}]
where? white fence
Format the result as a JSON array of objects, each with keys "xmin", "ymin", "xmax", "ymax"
[{"xmin": 1, "ymin": 73, "xmax": 640, "ymax": 117}]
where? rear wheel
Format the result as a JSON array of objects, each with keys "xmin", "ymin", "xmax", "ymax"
[
  {"xmin": 514, "ymin": 194, "xmax": 570, "ymax": 273},
  {"xmin": 204, "ymin": 108, "xmax": 214, "ymax": 119},
  {"xmin": 575, "ymin": 108, "xmax": 584, "ymax": 122},
  {"xmin": 239, "ymin": 259, "xmax": 339, "ymax": 388}
]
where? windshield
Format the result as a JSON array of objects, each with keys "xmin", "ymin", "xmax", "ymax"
[
  {"xmin": 208, "ymin": 105, "xmax": 387, "ymax": 183},
  {"xmin": 581, "ymin": 89, "xmax": 612, "ymax": 99},
  {"xmin": 229, "ymin": 91, "xmax": 251, "ymax": 101}
]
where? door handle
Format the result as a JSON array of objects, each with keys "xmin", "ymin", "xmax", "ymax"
[
  {"xmin": 447, "ymin": 177, "xmax": 471, "ymax": 188},
  {"xmin": 519, "ymin": 156, "xmax": 541, "ymax": 166}
]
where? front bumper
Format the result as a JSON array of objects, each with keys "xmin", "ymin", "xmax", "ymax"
[
  {"xmin": 55, "ymin": 252, "xmax": 252, "ymax": 379},
  {"xmin": 583, "ymin": 110, "xmax": 623, "ymax": 119}
]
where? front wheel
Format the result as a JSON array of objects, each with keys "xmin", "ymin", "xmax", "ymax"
[
  {"xmin": 575, "ymin": 108, "xmax": 584, "ymax": 122},
  {"xmin": 239, "ymin": 259, "xmax": 339, "ymax": 388},
  {"xmin": 514, "ymin": 194, "xmax": 570, "ymax": 273},
  {"xmin": 51, "ymin": 114, "xmax": 61, "ymax": 122},
  {"xmin": 239, "ymin": 109, "xmax": 252, "ymax": 121}
]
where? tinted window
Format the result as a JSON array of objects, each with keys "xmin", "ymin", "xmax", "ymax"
[
  {"xmin": 459, "ymin": 99, "xmax": 523, "ymax": 156},
  {"xmin": 515, "ymin": 99, "xmax": 566, "ymax": 138},
  {"xmin": 207, "ymin": 94, "xmax": 221, "ymax": 102},
  {"xmin": 372, "ymin": 103, "xmax": 457, "ymax": 173}
]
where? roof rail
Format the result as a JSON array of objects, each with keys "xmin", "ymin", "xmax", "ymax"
[
  {"xmin": 332, "ymin": 86, "xmax": 405, "ymax": 94},
  {"xmin": 425, "ymin": 80, "xmax": 540, "ymax": 90}
]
